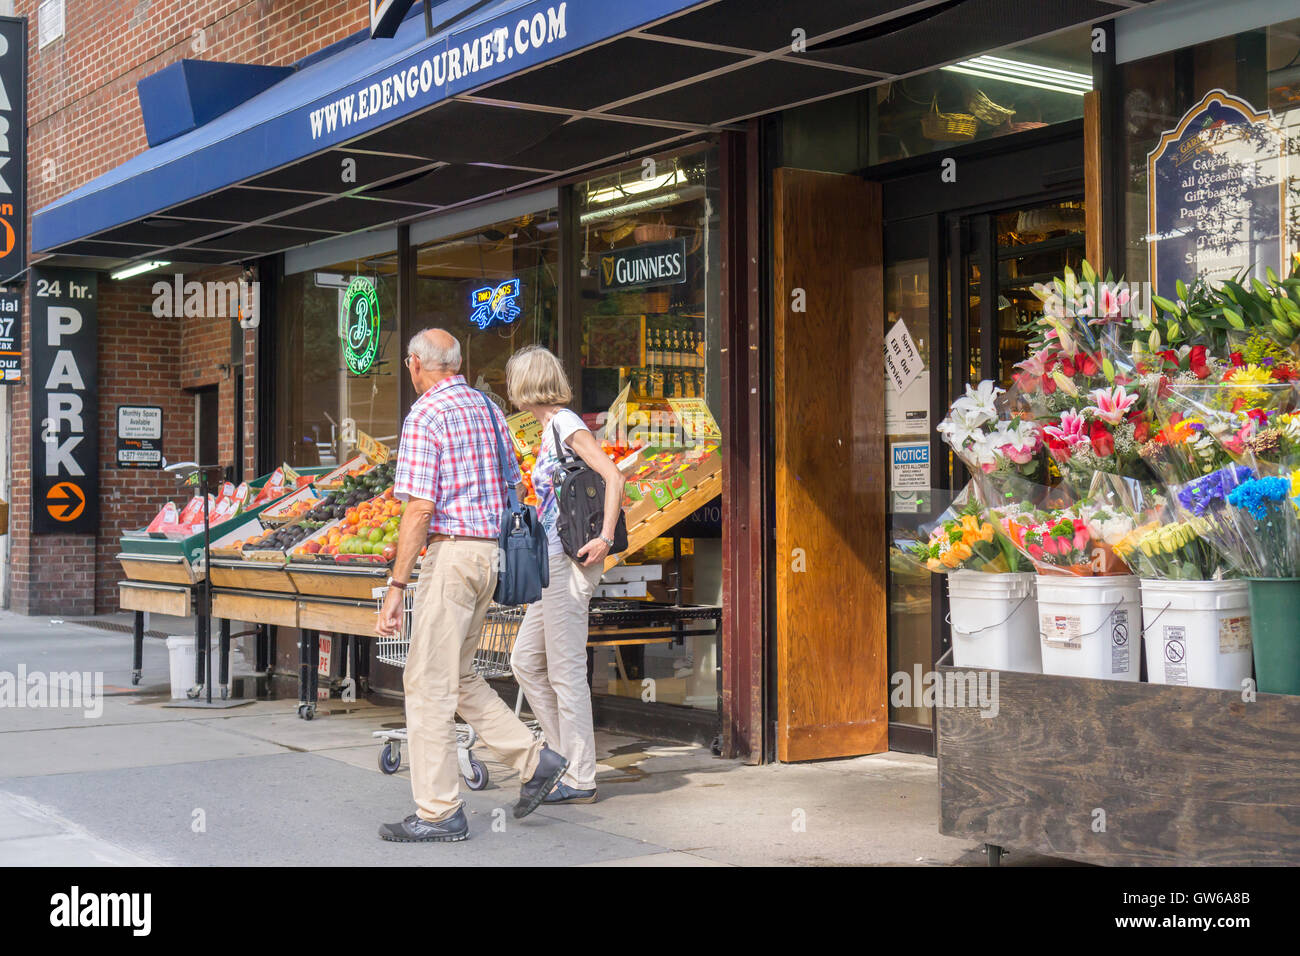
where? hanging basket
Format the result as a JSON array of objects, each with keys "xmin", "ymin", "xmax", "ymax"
[
  {"xmin": 966, "ymin": 89, "xmax": 1016, "ymax": 126},
  {"xmin": 633, "ymin": 213, "xmax": 676, "ymax": 243},
  {"xmin": 920, "ymin": 97, "xmax": 977, "ymax": 142}
]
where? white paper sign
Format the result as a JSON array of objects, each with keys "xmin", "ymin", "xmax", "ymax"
[
  {"xmin": 885, "ymin": 320, "xmax": 923, "ymax": 394},
  {"xmin": 886, "ymin": 370, "xmax": 930, "ymax": 436}
]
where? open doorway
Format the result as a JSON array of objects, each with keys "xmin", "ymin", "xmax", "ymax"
[{"xmin": 873, "ymin": 127, "xmax": 1088, "ymax": 753}]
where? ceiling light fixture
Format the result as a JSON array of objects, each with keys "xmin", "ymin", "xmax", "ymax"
[
  {"xmin": 110, "ymin": 260, "xmax": 170, "ymax": 280},
  {"xmin": 941, "ymin": 54, "xmax": 1092, "ymax": 96}
]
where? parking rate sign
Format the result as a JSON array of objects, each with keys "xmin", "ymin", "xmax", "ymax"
[{"xmin": 30, "ymin": 268, "xmax": 98, "ymax": 534}]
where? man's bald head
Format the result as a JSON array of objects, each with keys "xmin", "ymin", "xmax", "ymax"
[{"xmin": 408, "ymin": 328, "xmax": 461, "ymax": 372}]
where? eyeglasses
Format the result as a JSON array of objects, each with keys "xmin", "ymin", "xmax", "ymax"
[{"xmin": 403, "ymin": 355, "xmax": 416, "ymax": 369}]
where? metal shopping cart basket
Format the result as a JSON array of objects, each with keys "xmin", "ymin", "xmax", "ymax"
[{"xmin": 371, "ymin": 585, "xmax": 536, "ymax": 790}]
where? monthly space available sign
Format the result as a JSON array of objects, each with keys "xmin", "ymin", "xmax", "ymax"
[
  {"xmin": 30, "ymin": 268, "xmax": 98, "ymax": 534},
  {"xmin": 116, "ymin": 406, "xmax": 163, "ymax": 469}
]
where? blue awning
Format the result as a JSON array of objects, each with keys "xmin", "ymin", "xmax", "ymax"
[
  {"xmin": 33, "ymin": 0, "xmax": 1132, "ymax": 268},
  {"xmin": 33, "ymin": 0, "xmax": 704, "ymax": 258}
]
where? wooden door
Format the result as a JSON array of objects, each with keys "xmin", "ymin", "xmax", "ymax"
[{"xmin": 773, "ymin": 168, "xmax": 887, "ymax": 762}]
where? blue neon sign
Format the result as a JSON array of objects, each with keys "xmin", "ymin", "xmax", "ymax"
[{"xmin": 469, "ymin": 278, "xmax": 521, "ymax": 330}]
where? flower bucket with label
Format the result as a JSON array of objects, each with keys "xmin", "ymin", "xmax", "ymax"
[
  {"xmin": 1246, "ymin": 578, "xmax": 1300, "ymax": 695},
  {"xmin": 1141, "ymin": 579, "xmax": 1251, "ymax": 690},
  {"xmin": 1035, "ymin": 574, "xmax": 1141, "ymax": 681},
  {"xmin": 947, "ymin": 571, "xmax": 1040, "ymax": 672}
]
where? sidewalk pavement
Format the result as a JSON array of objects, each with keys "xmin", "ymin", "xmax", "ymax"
[{"xmin": 0, "ymin": 609, "xmax": 1065, "ymax": 867}]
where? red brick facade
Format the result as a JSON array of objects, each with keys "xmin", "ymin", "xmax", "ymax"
[{"xmin": 7, "ymin": 1, "xmax": 369, "ymax": 614}]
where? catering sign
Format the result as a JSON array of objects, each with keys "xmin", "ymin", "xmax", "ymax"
[
  {"xmin": 1147, "ymin": 89, "xmax": 1288, "ymax": 301},
  {"xmin": 30, "ymin": 268, "xmax": 99, "ymax": 534},
  {"xmin": 599, "ymin": 239, "xmax": 687, "ymax": 292}
]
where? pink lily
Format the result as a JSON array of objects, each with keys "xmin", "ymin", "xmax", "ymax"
[
  {"xmin": 1043, "ymin": 410, "xmax": 1089, "ymax": 448},
  {"xmin": 1088, "ymin": 385, "xmax": 1137, "ymax": 425}
]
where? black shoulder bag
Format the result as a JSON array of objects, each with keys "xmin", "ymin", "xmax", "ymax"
[
  {"xmin": 478, "ymin": 394, "xmax": 548, "ymax": 606},
  {"xmin": 551, "ymin": 420, "xmax": 628, "ymax": 561}
]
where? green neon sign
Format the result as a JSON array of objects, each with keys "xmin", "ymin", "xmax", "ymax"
[{"xmin": 341, "ymin": 276, "xmax": 381, "ymax": 375}]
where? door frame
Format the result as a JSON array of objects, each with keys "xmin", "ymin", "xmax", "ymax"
[{"xmin": 867, "ymin": 126, "xmax": 1087, "ymax": 755}]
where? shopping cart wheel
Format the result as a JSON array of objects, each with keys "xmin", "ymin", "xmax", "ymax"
[
  {"xmin": 464, "ymin": 758, "xmax": 489, "ymax": 791},
  {"xmin": 298, "ymin": 703, "xmax": 315, "ymax": 721},
  {"xmin": 379, "ymin": 742, "xmax": 402, "ymax": 775}
]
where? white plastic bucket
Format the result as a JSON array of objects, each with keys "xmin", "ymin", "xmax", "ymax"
[
  {"xmin": 1035, "ymin": 575, "xmax": 1141, "ymax": 681},
  {"xmin": 165, "ymin": 636, "xmax": 195, "ymax": 700},
  {"xmin": 947, "ymin": 571, "xmax": 1040, "ymax": 672},
  {"xmin": 1141, "ymin": 578, "xmax": 1252, "ymax": 690}
]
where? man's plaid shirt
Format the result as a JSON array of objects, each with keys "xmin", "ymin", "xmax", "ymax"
[{"xmin": 393, "ymin": 375, "xmax": 522, "ymax": 538}]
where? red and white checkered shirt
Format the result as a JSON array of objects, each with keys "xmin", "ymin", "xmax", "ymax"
[{"xmin": 393, "ymin": 375, "xmax": 522, "ymax": 538}]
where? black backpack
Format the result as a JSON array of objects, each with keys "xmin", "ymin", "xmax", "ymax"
[{"xmin": 552, "ymin": 421, "xmax": 628, "ymax": 561}]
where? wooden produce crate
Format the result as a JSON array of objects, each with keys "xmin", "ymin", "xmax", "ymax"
[
  {"xmin": 119, "ymin": 580, "xmax": 193, "ymax": 617},
  {"xmin": 212, "ymin": 588, "xmax": 298, "ymax": 628},
  {"xmin": 118, "ymin": 510, "xmax": 269, "ymax": 585},
  {"xmin": 289, "ymin": 563, "xmax": 391, "ymax": 601},
  {"xmin": 312, "ymin": 455, "xmax": 371, "ymax": 492},
  {"xmin": 209, "ymin": 559, "xmax": 296, "ymax": 594},
  {"xmin": 298, "ymin": 595, "xmax": 381, "ymax": 636},
  {"xmin": 936, "ymin": 657, "xmax": 1300, "ymax": 865},
  {"xmin": 259, "ymin": 484, "xmax": 324, "ymax": 526}
]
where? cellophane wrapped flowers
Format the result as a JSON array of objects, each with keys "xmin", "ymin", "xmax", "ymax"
[{"xmin": 900, "ymin": 482, "xmax": 1026, "ymax": 574}]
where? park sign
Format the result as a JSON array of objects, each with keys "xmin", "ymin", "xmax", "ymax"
[
  {"xmin": 30, "ymin": 268, "xmax": 99, "ymax": 534},
  {"xmin": 1147, "ymin": 89, "xmax": 1289, "ymax": 301}
]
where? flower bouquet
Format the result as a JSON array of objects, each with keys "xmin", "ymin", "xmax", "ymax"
[
  {"xmin": 988, "ymin": 482, "xmax": 1137, "ymax": 577},
  {"xmin": 904, "ymin": 483, "xmax": 1026, "ymax": 575},
  {"xmin": 936, "ymin": 380, "xmax": 1046, "ymax": 502}
]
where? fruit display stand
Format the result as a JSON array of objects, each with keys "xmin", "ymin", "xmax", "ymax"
[
  {"xmin": 935, "ymin": 652, "xmax": 1300, "ymax": 865},
  {"xmin": 604, "ymin": 444, "xmax": 721, "ymax": 573}
]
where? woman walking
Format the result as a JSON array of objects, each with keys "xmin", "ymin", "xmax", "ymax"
[{"xmin": 505, "ymin": 345, "xmax": 624, "ymax": 804}]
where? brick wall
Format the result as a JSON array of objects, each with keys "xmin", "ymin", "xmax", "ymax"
[{"xmin": 10, "ymin": 1, "xmax": 369, "ymax": 613}]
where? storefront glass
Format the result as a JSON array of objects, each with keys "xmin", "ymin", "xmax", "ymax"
[
  {"xmin": 869, "ymin": 26, "xmax": 1092, "ymax": 165},
  {"xmin": 412, "ymin": 206, "xmax": 561, "ymax": 411},
  {"xmin": 1120, "ymin": 17, "xmax": 1300, "ymax": 281},
  {"xmin": 277, "ymin": 246, "xmax": 401, "ymax": 468},
  {"xmin": 574, "ymin": 146, "xmax": 724, "ymax": 712}
]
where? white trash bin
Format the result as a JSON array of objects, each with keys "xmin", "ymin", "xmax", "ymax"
[
  {"xmin": 166, "ymin": 635, "xmax": 195, "ymax": 699},
  {"xmin": 1141, "ymin": 578, "xmax": 1252, "ymax": 690},
  {"xmin": 1036, "ymin": 574, "xmax": 1141, "ymax": 681},
  {"xmin": 947, "ymin": 571, "xmax": 1041, "ymax": 672}
]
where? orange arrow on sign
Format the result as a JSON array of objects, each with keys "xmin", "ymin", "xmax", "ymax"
[{"xmin": 46, "ymin": 482, "xmax": 86, "ymax": 522}]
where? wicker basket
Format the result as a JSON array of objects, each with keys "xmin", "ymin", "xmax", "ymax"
[
  {"xmin": 994, "ymin": 120, "xmax": 1048, "ymax": 137},
  {"xmin": 920, "ymin": 97, "xmax": 977, "ymax": 142},
  {"xmin": 967, "ymin": 89, "xmax": 1015, "ymax": 126},
  {"xmin": 633, "ymin": 214, "xmax": 676, "ymax": 243}
]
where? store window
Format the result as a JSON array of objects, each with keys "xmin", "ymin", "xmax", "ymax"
[
  {"xmin": 412, "ymin": 205, "xmax": 560, "ymax": 411},
  {"xmin": 1119, "ymin": 16, "xmax": 1300, "ymax": 283},
  {"xmin": 574, "ymin": 146, "xmax": 724, "ymax": 712},
  {"xmin": 869, "ymin": 26, "xmax": 1092, "ymax": 165},
  {"xmin": 277, "ymin": 246, "xmax": 400, "ymax": 468}
]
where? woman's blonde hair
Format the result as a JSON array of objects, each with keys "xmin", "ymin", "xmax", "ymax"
[{"xmin": 506, "ymin": 345, "xmax": 573, "ymax": 408}]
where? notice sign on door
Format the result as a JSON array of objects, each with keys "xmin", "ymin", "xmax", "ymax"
[
  {"xmin": 116, "ymin": 405, "xmax": 163, "ymax": 469},
  {"xmin": 0, "ymin": 289, "xmax": 20, "ymax": 384},
  {"xmin": 891, "ymin": 442, "xmax": 929, "ymax": 491}
]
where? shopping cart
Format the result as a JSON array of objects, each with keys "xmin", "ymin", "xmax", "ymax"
[{"xmin": 372, "ymin": 585, "xmax": 536, "ymax": 790}]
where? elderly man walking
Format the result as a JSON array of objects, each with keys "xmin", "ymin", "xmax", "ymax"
[{"xmin": 376, "ymin": 328, "xmax": 568, "ymax": 843}]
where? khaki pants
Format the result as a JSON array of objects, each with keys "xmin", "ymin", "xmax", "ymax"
[
  {"xmin": 404, "ymin": 539, "xmax": 542, "ymax": 822},
  {"xmin": 510, "ymin": 552, "xmax": 602, "ymax": 790}
]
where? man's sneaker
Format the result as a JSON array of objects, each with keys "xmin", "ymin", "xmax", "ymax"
[
  {"xmin": 378, "ymin": 808, "xmax": 468, "ymax": 842},
  {"xmin": 514, "ymin": 746, "xmax": 569, "ymax": 819},
  {"xmin": 544, "ymin": 782, "xmax": 597, "ymax": 804}
]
